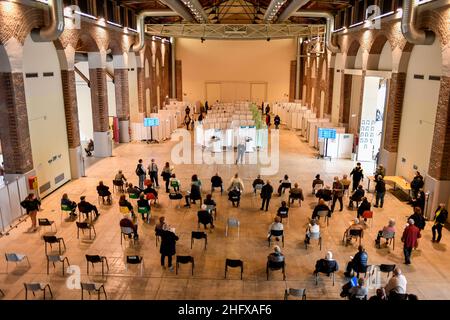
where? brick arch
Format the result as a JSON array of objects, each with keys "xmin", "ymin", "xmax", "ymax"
[
  {"xmin": 107, "ymin": 37, "xmax": 124, "ymax": 56},
  {"xmin": 345, "ymin": 40, "xmax": 361, "ymax": 69},
  {"xmin": 75, "ymin": 33, "xmax": 99, "ymax": 52},
  {"xmin": 367, "ymin": 34, "xmax": 391, "ymax": 70}
]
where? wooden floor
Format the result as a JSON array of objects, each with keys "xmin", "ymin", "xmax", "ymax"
[{"xmin": 1, "ymin": 127, "xmax": 449, "ymax": 300}]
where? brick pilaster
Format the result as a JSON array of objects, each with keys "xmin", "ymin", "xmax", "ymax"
[
  {"xmin": 341, "ymin": 74, "xmax": 352, "ymax": 124},
  {"xmin": 60, "ymin": 70, "xmax": 80, "ymax": 148},
  {"xmin": 383, "ymin": 72, "xmax": 406, "ymax": 153},
  {"xmin": 0, "ymin": 72, "xmax": 33, "ymax": 173},
  {"xmin": 289, "ymin": 60, "xmax": 296, "ymax": 102},
  {"xmin": 89, "ymin": 68, "xmax": 109, "ymax": 132},
  {"xmin": 114, "ymin": 68, "xmax": 130, "ymax": 121},
  {"xmin": 137, "ymin": 67, "xmax": 145, "ymax": 114},
  {"xmin": 175, "ymin": 60, "xmax": 182, "ymax": 101},
  {"xmin": 326, "ymin": 67, "xmax": 334, "ymax": 115}
]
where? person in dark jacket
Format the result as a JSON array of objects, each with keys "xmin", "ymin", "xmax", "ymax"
[
  {"xmin": 160, "ymin": 228, "xmax": 179, "ymax": 271},
  {"xmin": 228, "ymin": 187, "xmax": 241, "ymax": 207},
  {"xmin": 120, "ymin": 216, "xmax": 138, "ymax": 239},
  {"xmin": 61, "ymin": 193, "xmax": 77, "ymax": 217},
  {"xmin": 265, "ymin": 113, "xmax": 271, "ymax": 127},
  {"xmin": 312, "ymin": 174, "xmax": 324, "ymax": 194},
  {"xmin": 210, "ymin": 173, "xmax": 223, "ymax": 194},
  {"xmin": 344, "ymin": 245, "xmax": 369, "ymax": 277},
  {"xmin": 349, "ymin": 185, "xmax": 365, "ymax": 209},
  {"xmin": 198, "ymin": 204, "xmax": 215, "ymax": 229},
  {"xmin": 331, "ymin": 176, "xmax": 344, "ymax": 212},
  {"xmin": 316, "ymin": 186, "xmax": 333, "ymax": 202},
  {"xmin": 432, "ymin": 203, "xmax": 448, "ymax": 243},
  {"xmin": 408, "ymin": 207, "xmax": 426, "ymax": 231},
  {"xmin": 78, "ymin": 196, "xmax": 100, "ymax": 219},
  {"xmin": 96, "ymin": 181, "xmax": 112, "ymax": 205},
  {"xmin": 184, "ymin": 183, "xmax": 202, "ymax": 208},
  {"xmin": 119, "ymin": 195, "xmax": 134, "ymax": 215},
  {"xmin": 350, "ymin": 162, "xmax": 364, "ymax": 192},
  {"xmin": 126, "ymin": 183, "xmax": 143, "ymax": 197},
  {"xmin": 274, "ymin": 115, "xmax": 281, "ymax": 129},
  {"xmin": 374, "ymin": 176, "xmax": 386, "ymax": 208},
  {"xmin": 137, "ymin": 193, "xmax": 150, "ymax": 221},
  {"xmin": 265, "ymin": 105, "xmax": 270, "ymax": 115},
  {"xmin": 20, "ymin": 193, "xmax": 41, "ymax": 232},
  {"xmin": 277, "ymin": 201, "xmax": 289, "ymax": 222},
  {"xmin": 410, "ymin": 189, "xmax": 425, "ymax": 214},
  {"xmin": 314, "ymin": 251, "xmax": 339, "ymax": 275},
  {"xmin": 410, "ymin": 171, "xmax": 424, "ymax": 199},
  {"xmin": 252, "ymin": 175, "xmax": 265, "ymax": 194},
  {"xmin": 260, "ymin": 180, "xmax": 273, "ymax": 212},
  {"xmin": 357, "ymin": 197, "xmax": 371, "ymax": 219},
  {"xmin": 312, "ymin": 199, "xmax": 332, "ymax": 219}
]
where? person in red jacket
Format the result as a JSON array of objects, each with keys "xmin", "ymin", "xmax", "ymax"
[{"xmin": 401, "ymin": 219, "xmax": 421, "ymax": 265}]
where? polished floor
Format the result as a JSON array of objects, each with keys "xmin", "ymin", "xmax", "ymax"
[{"xmin": 0, "ymin": 126, "xmax": 449, "ymax": 300}]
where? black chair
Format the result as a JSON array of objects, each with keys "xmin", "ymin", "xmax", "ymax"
[
  {"xmin": 24, "ymin": 283, "xmax": 53, "ymax": 300},
  {"xmin": 284, "ymin": 288, "xmax": 306, "ymax": 300},
  {"xmin": 315, "ymin": 269, "xmax": 337, "ymax": 286},
  {"xmin": 46, "ymin": 255, "xmax": 70, "ymax": 275},
  {"xmin": 288, "ymin": 194, "xmax": 302, "ymax": 207},
  {"xmin": 81, "ymin": 282, "xmax": 107, "ymax": 300},
  {"xmin": 191, "ymin": 231, "xmax": 207, "ymax": 250},
  {"xmin": 224, "ymin": 259, "xmax": 243, "ymax": 280},
  {"xmin": 112, "ymin": 180, "xmax": 124, "ymax": 193},
  {"xmin": 176, "ymin": 255, "xmax": 194, "ymax": 275},
  {"xmin": 280, "ymin": 182, "xmax": 291, "ymax": 194},
  {"xmin": 268, "ymin": 230, "xmax": 284, "ymax": 247},
  {"xmin": 86, "ymin": 255, "xmax": 109, "ymax": 276},
  {"xmin": 76, "ymin": 222, "xmax": 96, "ymax": 240},
  {"xmin": 266, "ymin": 260, "xmax": 286, "ymax": 280},
  {"xmin": 43, "ymin": 235, "xmax": 66, "ymax": 255},
  {"xmin": 343, "ymin": 229, "xmax": 363, "ymax": 246},
  {"xmin": 38, "ymin": 218, "xmax": 56, "ymax": 233},
  {"xmin": 314, "ymin": 259, "xmax": 338, "ymax": 286},
  {"xmin": 197, "ymin": 212, "xmax": 214, "ymax": 230},
  {"xmin": 349, "ymin": 294, "xmax": 368, "ymax": 301},
  {"xmin": 377, "ymin": 264, "xmax": 396, "ymax": 278},
  {"xmin": 126, "ymin": 255, "xmax": 144, "ymax": 275}
]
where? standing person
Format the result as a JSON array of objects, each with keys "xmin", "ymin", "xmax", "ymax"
[
  {"xmin": 148, "ymin": 159, "xmax": 159, "ymax": 188},
  {"xmin": 184, "ymin": 114, "xmax": 191, "ymax": 130},
  {"xmin": 265, "ymin": 113, "xmax": 271, "ymax": 128},
  {"xmin": 331, "ymin": 176, "xmax": 344, "ymax": 212},
  {"xmin": 401, "ymin": 219, "xmax": 421, "ymax": 265},
  {"xmin": 432, "ymin": 203, "xmax": 448, "ymax": 243},
  {"xmin": 185, "ymin": 105, "xmax": 190, "ymax": 115},
  {"xmin": 410, "ymin": 171, "xmax": 424, "ymax": 199},
  {"xmin": 135, "ymin": 159, "xmax": 146, "ymax": 190},
  {"xmin": 374, "ymin": 176, "xmax": 386, "ymax": 208},
  {"xmin": 274, "ymin": 115, "xmax": 281, "ymax": 129},
  {"xmin": 350, "ymin": 162, "xmax": 364, "ymax": 192},
  {"xmin": 20, "ymin": 193, "xmax": 41, "ymax": 232},
  {"xmin": 312, "ymin": 174, "xmax": 324, "ymax": 194},
  {"xmin": 236, "ymin": 140, "xmax": 246, "ymax": 165},
  {"xmin": 161, "ymin": 162, "xmax": 173, "ymax": 193},
  {"xmin": 374, "ymin": 164, "xmax": 385, "ymax": 180},
  {"xmin": 410, "ymin": 189, "xmax": 425, "ymax": 214},
  {"xmin": 265, "ymin": 104, "xmax": 270, "ymax": 115},
  {"xmin": 160, "ymin": 227, "xmax": 179, "ymax": 271},
  {"xmin": 205, "ymin": 101, "xmax": 209, "ymax": 113},
  {"xmin": 408, "ymin": 207, "xmax": 425, "ymax": 231},
  {"xmin": 260, "ymin": 180, "xmax": 273, "ymax": 212}
]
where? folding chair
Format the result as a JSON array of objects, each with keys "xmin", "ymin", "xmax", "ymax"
[
  {"xmin": 24, "ymin": 283, "xmax": 53, "ymax": 300},
  {"xmin": 176, "ymin": 255, "xmax": 194, "ymax": 275},
  {"xmin": 288, "ymin": 194, "xmax": 302, "ymax": 207},
  {"xmin": 86, "ymin": 255, "xmax": 109, "ymax": 276},
  {"xmin": 343, "ymin": 229, "xmax": 363, "ymax": 246},
  {"xmin": 120, "ymin": 227, "xmax": 137, "ymax": 245},
  {"xmin": 76, "ymin": 221, "xmax": 96, "ymax": 240},
  {"xmin": 362, "ymin": 210, "xmax": 374, "ymax": 228},
  {"xmin": 5, "ymin": 253, "xmax": 30, "ymax": 272},
  {"xmin": 112, "ymin": 180, "xmax": 124, "ymax": 193},
  {"xmin": 224, "ymin": 259, "xmax": 243, "ymax": 280},
  {"xmin": 305, "ymin": 232, "xmax": 322, "ymax": 250},
  {"xmin": 43, "ymin": 235, "xmax": 66, "ymax": 255},
  {"xmin": 315, "ymin": 269, "xmax": 336, "ymax": 286},
  {"xmin": 284, "ymin": 288, "xmax": 306, "ymax": 300},
  {"xmin": 80, "ymin": 282, "xmax": 107, "ymax": 300},
  {"xmin": 46, "ymin": 254, "xmax": 70, "ymax": 275},
  {"xmin": 191, "ymin": 231, "xmax": 208, "ymax": 250},
  {"xmin": 268, "ymin": 230, "xmax": 284, "ymax": 247},
  {"xmin": 266, "ymin": 260, "xmax": 286, "ymax": 280},
  {"xmin": 379, "ymin": 231, "xmax": 395, "ymax": 250},
  {"xmin": 38, "ymin": 218, "xmax": 57, "ymax": 234},
  {"xmin": 61, "ymin": 204, "xmax": 76, "ymax": 223},
  {"xmin": 225, "ymin": 218, "xmax": 240, "ymax": 237},
  {"xmin": 125, "ymin": 255, "xmax": 144, "ymax": 275},
  {"xmin": 316, "ymin": 210, "xmax": 330, "ymax": 226},
  {"xmin": 138, "ymin": 206, "xmax": 151, "ymax": 223},
  {"xmin": 377, "ymin": 264, "xmax": 396, "ymax": 278}
]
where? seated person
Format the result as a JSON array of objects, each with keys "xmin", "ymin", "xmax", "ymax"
[
  {"xmin": 169, "ymin": 174, "xmax": 181, "ymax": 192},
  {"xmin": 96, "ymin": 181, "xmax": 112, "ymax": 204},
  {"xmin": 228, "ymin": 187, "xmax": 241, "ymax": 207},
  {"xmin": 227, "ymin": 173, "xmax": 244, "ymax": 192},
  {"xmin": 344, "ymin": 245, "xmax": 368, "ymax": 277},
  {"xmin": 314, "ymin": 251, "xmax": 339, "ymax": 275},
  {"xmin": 252, "ymin": 175, "xmax": 265, "ymax": 194},
  {"xmin": 267, "ymin": 245, "xmax": 285, "ymax": 263},
  {"xmin": 197, "ymin": 204, "xmax": 215, "ymax": 229},
  {"xmin": 191, "ymin": 174, "xmax": 202, "ymax": 190},
  {"xmin": 385, "ymin": 267, "xmax": 407, "ymax": 297},
  {"xmin": 369, "ymin": 288, "xmax": 387, "ymax": 301},
  {"xmin": 267, "ymin": 216, "xmax": 284, "ymax": 241},
  {"xmin": 85, "ymin": 139, "xmax": 94, "ymax": 157},
  {"xmin": 312, "ymin": 199, "xmax": 331, "ymax": 219},
  {"xmin": 210, "ymin": 173, "xmax": 223, "ymax": 193},
  {"xmin": 305, "ymin": 219, "xmax": 320, "ymax": 244},
  {"xmin": 276, "ymin": 201, "xmax": 289, "ymax": 221},
  {"xmin": 77, "ymin": 196, "xmax": 100, "ymax": 219},
  {"xmin": 357, "ymin": 197, "xmax": 371, "ymax": 219},
  {"xmin": 114, "ymin": 170, "xmax": 127, "ymax": 187},
  {"xmin": 408, "ymin": 207, "xmax": 426, "ymax": 231},
  {"xmin": 143, "ymin": 183, "xmax": 158, "ymax": 200},
  {"xmin": 126, "ymin": 183, "xmax": 142, "ymax": 197},
  {"xmin": 120, "ymin": 216, "xmax": 138, "ymax": 240},
  {"xmin": 349, "ymin": 185, "xmax": 365, "ymax": 209},
  {"xmin": 277, "ymin": 174, "xmax": 291, "ymax": 195},
  {"xmin": 312, "ymin": 174, "xmax": 324, "ymax": 194},
  {"xmin": 61, "ymin": 193, "xmax": 77, "ymax": 217},
  {"xmin": 344, "ymin": 218, "xmax": 365, "ymax": 243},
  {"xmin": 315, "ymin": 185, "xmax": 332, "ymax": 202},
  {"xmin": 375, "ymin": 218, "xmax": 396, "ymax": 247},
  {"xmin": 119, "ymin": 195, "xmax": 134, "ymax": 216},
  {"xmin": 348, "ymin": 278, "xmax": 368, "ymax": 300},
  {"xmin": 203, "ymin": 194, "xmax": 216, "ymax": 207},
  {"xmin": 184, "ymin": 183, "xmax": 202, "ymax": 208},
  {"xmin": 155, "ymin": 216, "xmax": 167, "ymax": 236},
  {"xmin": 289, "ymin": 183, "xmax": 304, "ymax": 204},
  {"xmin": 341, "ymin": 174, "xmax": 351, "ymax": 194},
  {"xmin": 137, "ymin": 193, "xmax": 151, "ymax": 221}
]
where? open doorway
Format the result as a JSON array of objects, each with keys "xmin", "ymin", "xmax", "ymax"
[{"xmin": 357, "ymin": 76, "xmax": 388, "ymax": 172}]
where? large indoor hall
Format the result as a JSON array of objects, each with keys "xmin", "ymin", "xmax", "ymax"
[{"xmin": 0, "ymin": 0, "xmax": 449, "ymax": 310}]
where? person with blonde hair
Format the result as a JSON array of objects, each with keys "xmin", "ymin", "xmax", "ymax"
[{"xmin": 267, "ymin": 245, "xmax": 284, "ymax": 263}]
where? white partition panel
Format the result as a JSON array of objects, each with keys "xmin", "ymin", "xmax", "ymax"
[
  {"xmin": 0, "ymin": 186, "xmax": 11, "ymax": 232},
  {"xmin": 7, "ymin": 182, "xmax": 22, "ymax": 222}
]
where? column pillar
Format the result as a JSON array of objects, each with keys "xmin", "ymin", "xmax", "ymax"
[
  {"xmin": 113, "ymin": 53, "xmax": 130, "ymax": 143},
  {"xmin": 88, "ymin": 51, "xmax": 111, "ymax": 157},
  {"xmin": 59, "ymin": 46, "xmax": 84, "ymax": 178}
]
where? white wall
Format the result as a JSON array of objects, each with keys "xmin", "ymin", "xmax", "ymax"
[
  {"xmin": 106, "ymin": 61, "xmax": 116, "ymax": 117},
  {"xmin": 354, "ymin": 46, "xmax": 363, "ymax": 69},
  {"xmin": 331, "ymin": 53, "xmax": 344, "ymax": 124},
  {"xmin": 23, "ymin": 35, "xmax": 71, "ymax": 197},
  {"xmin": 378, "ymin": 42, "xmax": 392, "ymax": 71},
  {"xmin": 396, "ymin": 39, "xmax": 442, "ymax": 179},
  {"xmin": 75, "ymin": 61, "xmax": 93, "ymax": 142},
  {"xmin": 349, "ymin": 75, "xmax": 362, "ymax": 133},
  {"xmin": 176, "ymin": 38, "xmax": 295, "ymax": 103},
  {"xmin": 128, "ymin": 54, "xmax": 139, "ymax": 122}
]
